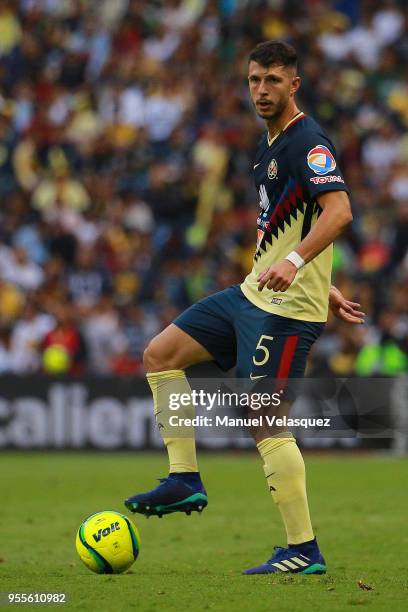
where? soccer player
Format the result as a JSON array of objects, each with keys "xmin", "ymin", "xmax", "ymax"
[{"xmin": 125, "ymin": 41, "xmax": 365, "ymax": 575}]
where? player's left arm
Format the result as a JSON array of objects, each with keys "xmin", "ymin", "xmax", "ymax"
[{"xmin": 257, "ymin": 190, "xmax": 352, "ymax": 292}]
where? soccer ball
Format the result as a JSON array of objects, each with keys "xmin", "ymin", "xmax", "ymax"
[{"xmin": 76, "ymin": 511, "xmax": 140, "ymax": 574}]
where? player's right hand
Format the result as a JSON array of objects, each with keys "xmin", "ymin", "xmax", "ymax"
[{"xmin": 257, "ymin": 260, "xmax": 297, "ymax": 292}]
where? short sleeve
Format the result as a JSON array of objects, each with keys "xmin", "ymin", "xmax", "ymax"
[{"xmin": 292, "ymin": 131, "xmax": 349, "ymax": 200}]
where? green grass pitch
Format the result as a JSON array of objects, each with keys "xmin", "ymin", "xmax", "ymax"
[{"xmin": 1, "ymin": 451, "xmax": 407, "ymax": 611}]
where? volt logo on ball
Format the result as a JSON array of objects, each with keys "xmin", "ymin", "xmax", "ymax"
[
  {"xmin": 307, "ymin": 145, "xmax": 336, "ymax": 175},
  {"xmin": 92, "ymin": 521, "xmax": 120, "ymax": 542}
]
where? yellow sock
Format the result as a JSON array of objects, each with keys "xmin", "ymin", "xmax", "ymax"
[
  {"xmin": 257, "ymin": 434, "xmax": 314, "ymax": 545},
  {"xmin": 146, "ymin": 370, "xmax": 198, "ymax": 473}
]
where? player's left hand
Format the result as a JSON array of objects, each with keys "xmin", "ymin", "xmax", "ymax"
[
  {"xmin": 257, "ymin": 260, "xmax": 297, "ymax": 292},
  {"xmin": 329, "ymin": 286, "xmax": 365, "ymax": 324}
]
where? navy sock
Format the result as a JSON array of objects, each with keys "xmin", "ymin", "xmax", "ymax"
[
  {"xmin": 288, "ymin": 537, "xmax": 317, "ymax": 552},
  {"xmin": 168, "ymin": 472, "xmax": 202, "ymax": 487}
]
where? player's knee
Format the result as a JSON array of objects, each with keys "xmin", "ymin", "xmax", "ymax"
[
  {"xmin": 143, "ymin": 339, "xmax": 181, "ymax": 373},
  {"xmin": 143, "ymin": 341, "xmax": 162, "ymax": 372}
]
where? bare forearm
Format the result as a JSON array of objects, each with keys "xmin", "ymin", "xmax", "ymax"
[
  {"xmin": 296, "ymin": 200, "xmax": 352, "ymax": 264},
  {"xmin": 258, "ymin": 191, "xmax": 353, "ymax": 292}
]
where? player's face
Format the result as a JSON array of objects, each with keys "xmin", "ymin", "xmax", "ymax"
[{"xmin": 248, "ymin": 61, "xmax": 300, "ymax": 120}]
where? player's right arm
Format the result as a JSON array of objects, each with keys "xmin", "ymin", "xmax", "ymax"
[{"xmin": 258, "ymin": 190, "xmax": 352, "ymax": 292}]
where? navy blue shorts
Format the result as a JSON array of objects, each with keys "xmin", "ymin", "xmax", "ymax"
[{"xmin": 174, "ymin": 285, "xmax": 324, "ymax": 378}]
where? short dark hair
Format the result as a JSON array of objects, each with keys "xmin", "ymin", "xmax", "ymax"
[{"xmin": 248, "ymin": 40, "xmax": 297, "ymax": 71}]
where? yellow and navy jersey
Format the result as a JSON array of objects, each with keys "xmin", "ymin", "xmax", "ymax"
[{"xmin": 241, "ymin": 112, "xmax": 348, "ymax": 323}]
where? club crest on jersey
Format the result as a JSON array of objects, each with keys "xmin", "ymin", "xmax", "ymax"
[
  {"xmin": 267, "ymin": 159, "xmax": 278, "ymax": 179},
  {"xmin": 307, "ymin": 145, "xmax": 336, "ymax": 175},
  {"xmin": 259, "ymin": 184, "xmax": 270, "ymax": 211}
]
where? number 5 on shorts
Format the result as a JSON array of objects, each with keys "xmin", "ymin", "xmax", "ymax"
[{"xmin": 253, "ymin": 335, "xmax": 274, "ymax": 366}]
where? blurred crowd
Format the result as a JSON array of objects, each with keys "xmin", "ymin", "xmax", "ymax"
[{"xmin": 0, "ymin": 0, "xmax": 406, "ymax": 376}]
